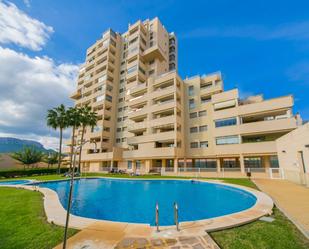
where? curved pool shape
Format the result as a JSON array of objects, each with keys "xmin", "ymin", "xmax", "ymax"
[
  {"xmin": 38, "ymin": 178, "xmax": 257, "ymax": 226},
  {"xmin": 0, "ymin": 180, "xmax": 31, "ymax": 185}
]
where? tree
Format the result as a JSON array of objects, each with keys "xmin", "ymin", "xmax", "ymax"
[
  {"xmin": 44, "ymin": 152, "xmax": 59, "ymax": 168},
  {"xmin": 67, "ymin": 107, "xmax": 81, "ymax": 172},
  {"xmin": 46, "ymin": 104, "xmax": 68, "ymax": 173},
  {"xmin": 12, "ymin": 147, "xmax": 44, "ymax": 170},
  {"xmin": 77, "ymin": 106, "xmax": 97, "ymax": 173}
]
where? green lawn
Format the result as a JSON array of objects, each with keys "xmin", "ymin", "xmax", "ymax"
[
  {"xmin": 0, "ymin": 187, "xmax": 78, "ymax": 249},
  {"xmin": 211, "ymin": 207, "xmax": 309, "ymax": 249},
  {"xmin": 0, "ymin": 173, "xmax": 308, "ymax": 249}
]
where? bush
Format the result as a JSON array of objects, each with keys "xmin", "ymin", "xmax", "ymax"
[{"xmin": 0, "ymin": 168, "xmax": 68, "ymax": 178}]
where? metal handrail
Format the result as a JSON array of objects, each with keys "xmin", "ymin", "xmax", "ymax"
[
  {"xmin": 174, "ymin": 202, "xmax": 179, "ymax": 231},
  {"xmin": 155, "ymin": 202, "xmax": 159, "ymax": 232}
]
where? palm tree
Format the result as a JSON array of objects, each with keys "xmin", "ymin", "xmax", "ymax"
[
  {"xmin": 46, "ymin": 104, "xmax": 68, "ymax": 173},
  {"xmin": 12, "ymin": 147, "xmax": 44, "ymax": 170},
  {"xmin": 67, "ymin": 107, "xmax": 82, "ymax": 172},
  {"xmin": 44, "ymin": 152, "xmax": 59, "ymax": 168},
  {"xmin": 77, "ymin": 106, "xmax": 97, "ymax": 173}
]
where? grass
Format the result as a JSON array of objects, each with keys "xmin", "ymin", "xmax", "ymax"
[
  {"xmin": 0, "ymin": 187, "xmax": 78, "ymax": 249},
  {"xmin": 211, "ymin": 207, "xmax": 309, "ymax": 249},
  {"xmin": 1, "ymin": 173, "xmax": 308, "ymax": 249}
]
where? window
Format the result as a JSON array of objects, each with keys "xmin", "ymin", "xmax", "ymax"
[
  {"xmin": 106, "ymin": 85, "xmax": 113, "ymax": 92},
  {"xmin": 190, "ymin": 127, "xmax": 198, "ymax": 133},
  {"xmin": 98, "ymin": 74, "xmax": 106, "ymax": 82},
  {"xmin": 215, "ymin": 117, "xmax": 237, "ymax": 128},
  {"xmin": 198, "ymin": 110, "xmax": 207, "ymax": 117},
  {"xmin": 200, "ymin": 141, "xmax": 208, "ymax": 148},
  {"xmin": 189, "ymin": 99, "xmax": 195, "ymax": 109},
  {"xmin": 136, "ymin": 160, "xmax": 141, "ymax": 169},
  {"xmin": 105, "ymin": 94, "xmax": 112, "ymax": 102},
  {"xmin": 195, "ymin": 159, "xmax": 216, "ymax": 168},
  {"xmin": 119, "ymin": 88, "xmax": 124, "ymax": 93},
  {"xmin": 117, "ymin": 117, "xmax": 122, "ymax": 122},
  {"xmin": 188, "ymin": 86, "xmax": 194, "ymax": 96},
  {"xmin": 117, "ymin": 128, "xmax": 121, "ymax": 132},
  {"xmin": 149, "ymin": 60, "xmax": 155, "ymax": 65},
  {"xmin": 201, "ymin": 96, "xmax": 211, "ymax": 104},
  {"xmin": 190, "ymin": 112, "xmax": 197, "ymax": 119},
  {"xmin": 96, "ymin": 95, "xmax": 104, "ymax": 102},
  {"xmin": 116, "ymin": 138, "xmax": 121, "ymax": 143},
  {"xmin": 149, "ymin": 69, "xmax": 155, "ymax": 75},
  {"xmin": 199, "ymin": 125, "xmax": 208, "ymax": 132},
  {"xmin": 190, "ymin": 142, "xmax": 198, "ymax": 148},
  {"xmin": 216, "ymin": 135, "xmax": 239, "ymax": 145},
  {"xmin": 127, "ymin": 160, "xmax": 132, "ymax": 169},
  {"xmin": 118, "ymin": 107, "xmax": 122, "ymax": 112},
  {"xmin": 127, "ymin": 65, "xmax": 137, "ymax": 74}
]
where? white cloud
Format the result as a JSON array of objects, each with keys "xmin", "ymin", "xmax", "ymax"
[
  {"xmin": 182, "ymin": 21, "xmax": 309, "ymax": 41},
  {"xmin": 0, "ymin": 1, "xmax": 53, "ymax": 50},
  {"xmin": 23, "ymin": 0, "xmax": 30, "ymax": 8},
  {"xmin": 0, "ymin": 46, "xmax": 79, "ymax": 148}
]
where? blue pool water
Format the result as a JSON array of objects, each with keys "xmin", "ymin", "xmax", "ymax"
[
  {"xmin": 0, "ymin": 180, "xmax": 31, "ymax": 185},
  {"xmin": 38, "ymin": 178, "xmax": 256, "ymax": 226}
]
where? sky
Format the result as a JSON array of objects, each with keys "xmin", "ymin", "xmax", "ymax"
[{"xmin": 0, "ymin": 0, "xmax": 309, "ymax": 149}]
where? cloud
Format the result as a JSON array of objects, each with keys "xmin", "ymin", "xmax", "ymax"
[
  {"xmin": 182, "ymin": 21, "xmax": 309, "ymax": 41},
  {"xmin": 0, "ymin": 46, "xmax": 79, "ymax": 148},
  {"xmin": 0, "ymin": 1, "xmax": 53, "ymax": 50},
  {"xmin": 23, "ymin": 0, "xmax": 30, "ymax": 8}
]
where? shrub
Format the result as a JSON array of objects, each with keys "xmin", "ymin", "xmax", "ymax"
[{"xmin": 0, "ymin": 168, "xmax": 68, "ymax": 178}]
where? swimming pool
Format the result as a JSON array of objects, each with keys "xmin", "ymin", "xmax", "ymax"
[
  {"xmin": 0, "ymin": 180, "xmax": 31, "ymax": 185},
  {"xmin": 37, "ymin": 178, "xmax": 257, "ymax": 226}
]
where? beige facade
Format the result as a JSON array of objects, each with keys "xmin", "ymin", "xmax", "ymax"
[
  {"xmin": 68, "ymin": 17, "xmax": 302, "ymax": 178},
  {"xmin": 277, "ymin": 123, "xmax": 309, "ymax": 186}
]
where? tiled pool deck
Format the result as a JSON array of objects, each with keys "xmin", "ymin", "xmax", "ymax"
[{"xmin": 8, "ymin": 178, "xmax": 273, "ymax": 248}]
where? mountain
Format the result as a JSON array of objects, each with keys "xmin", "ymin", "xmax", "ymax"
[{"xmin": 0, "ymin": 137, "xmax": 54, "ymax": 153}]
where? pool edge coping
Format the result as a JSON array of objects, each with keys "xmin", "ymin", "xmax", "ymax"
[{"xmin": 5, "ymin": 177, "xmax": 273, "ymax": 235}]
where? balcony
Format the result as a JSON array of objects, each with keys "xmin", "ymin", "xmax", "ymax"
[
  {"xmin": 143, "ymin": 43, "xmax": 166, "ymax": 61},
  {"xmin": 128, "ymin": 107, "xmax": 148, "ymax": 119},
  {"xmin": 152, "ymin": 86, "xmax": 177, "ymax": 100},
  {"xmin": 127, "ymin": 130, "xmax": 176, "ymax": 144},
  {"xmin": 151, "ymin": 115, "xmax": 176, "ymax": 128},
  {"xmin": 200, "ymin": 81, "xmax": 223, "ymax": 96},
  {"xmin": 123, "ymin": 147, "xmax": 181, "ymax": 159},
  {"xmin": 70, "ymin": 90, "xmax": 82, "ymax": 100},
  {"xmin": 238, "ymin": 96, "xmax": 293, "ymax": 116},
  {"xmin": 128, "ymin": 82, "xmax": 147, "ymax": 95},
  {"xmin": 215, "ymin": 141, "xmax": 277, "ymax": 155}
]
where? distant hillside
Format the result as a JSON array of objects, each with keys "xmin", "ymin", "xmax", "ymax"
[{"xmin": 0, "ymin": 137, "xmax": 54, "ymax": 153}]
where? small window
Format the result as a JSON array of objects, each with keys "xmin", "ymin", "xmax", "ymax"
[
  {"xmin": 199, "ymin": 125, "xmax": 208, "ymax": 132},
  {"xmin": 188, "ymin": 86, "xmax": 194, "ymax": 96},
  {"xmin": 149, "ymin": 69, "xmax": 155, "ymax": 75},
  {"xmin": 116, "ymin": 138, "xmax": 121, "ymax": 143},
  {"xmin": 189, "ymin": 99, "xmax": 195, "ymax": 109},
  {"xmin": 190, "ymin": 112, "xmax": 197, "ymax": 119},
  {"xmin": 199, "ymin": 110, "xmax": 207, "ymax": 117},
  {"xmin": 190, "ymin": 127, "xmax": 198, "ymax": 133},
  {"xmin": 216, "ymin": 135, "xmax": 239, "ymax": 145},
  {"xmin": 215, "ymin": 117, "xmax": 237, "ymax": 128},
  {"xmin": 200, "ymin": 141, "xmax": 208, "ymax": 148},
  {"xmin": 190, "ymin": 142, "xmax": 199, "ymax": 148},
  {"xmin": 117, "ymin": 128, "xmax": 121, "ymax": 132}
]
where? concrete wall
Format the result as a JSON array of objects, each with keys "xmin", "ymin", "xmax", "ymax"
[{"xmin": 277, "ymin": 123, "xmax": 309, "ymax": 186}]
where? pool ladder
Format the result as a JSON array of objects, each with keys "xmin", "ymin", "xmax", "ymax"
[{"xmin": 155, "ymin": 202, "xmax": 179, "ymax": 232}]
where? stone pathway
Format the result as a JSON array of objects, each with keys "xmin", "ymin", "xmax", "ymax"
[
  {"xmin": 254, "ymin": 178, "xmax": 309, "ymax": 238},
  {"xmin": 115, "ymin": 235, "xmax": 220, "ymax": 249}
]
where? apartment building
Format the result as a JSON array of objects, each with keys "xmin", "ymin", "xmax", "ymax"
[{"xmin": 69, "ymin": 17, "xmax": 301, "ymax": 177}]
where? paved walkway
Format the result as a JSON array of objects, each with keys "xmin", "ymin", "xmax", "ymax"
[
  {"xmin": 254, "ymin": 179, "xmax": 309, "ymax": 238},
  {"xmin": 54, "ymin": 222, "xmax": 220, "ymax": 249}
]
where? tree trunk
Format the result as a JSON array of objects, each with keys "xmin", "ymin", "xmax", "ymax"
[
  {"xmin": 57, "ymin": 128, "xmax": 63, "ymax": 174},
  {"xmin": 78, "ymin": 125, "xmax": 85, "ymax": 173},
  {"xmin": 69, "ymin": 126, "xmax": 76, "ymax": 173}
]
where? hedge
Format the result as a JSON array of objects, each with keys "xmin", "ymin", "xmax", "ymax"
[{"xmin": 0, "ymin": 168, "xmax": 69, "ymax": 178}]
